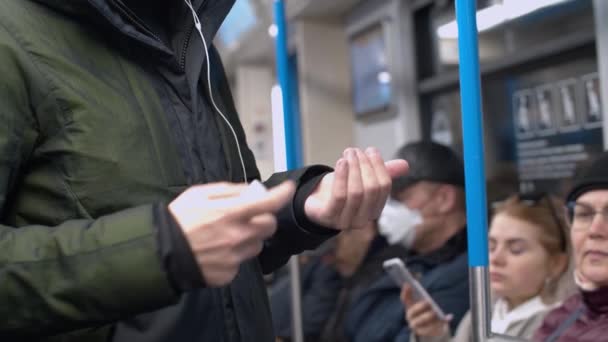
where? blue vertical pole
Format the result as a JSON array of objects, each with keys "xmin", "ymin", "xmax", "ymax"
[
  {"xmin": 456, "ymin": 0, "xmax": 488, "ymax": 269},
  {"xmin": 273, "ymin": 2, "xmax": 304, "ymax": 342},
  {"xmin": 274, "ymin": 0, "xmax": 298, "ymax": 170},
  {"xmin": 455, "ymin": 0, "xmax": 491, "ymax": 341}
]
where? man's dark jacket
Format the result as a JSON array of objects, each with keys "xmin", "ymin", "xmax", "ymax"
[
  {"xmin": 340, "ymin": 231, "xmax": 470, "ymax": 342},
  {"xmin": 319, "ymin": 236, "xmax": 409, "ymax": 342},
  {"xmin": 0, "ymin": 0, "xmax": 335, "ymax": 341},
  {"xmin": 270, "ymin": 255, "xmax": 342, "ymax": 341}
]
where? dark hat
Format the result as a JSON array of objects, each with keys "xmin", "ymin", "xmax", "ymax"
[
  {"xmin": 566, "ymin": 152, "xmax": 608, "ymax": 203},
  {"xmin": 392, "ymin": 141, "xmax": 465, "ymax": 196}
]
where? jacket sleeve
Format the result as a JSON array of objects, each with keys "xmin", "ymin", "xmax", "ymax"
[
  {"xmin": 0, "ymin": 31, "xmax": 178, "ymax": 337},
  {"xmin": 259, "ymin": 166, "xmax": 339, "ymax": 274},
  {"xmin": 0, "ymin": 207, "xmax": 181, "ymax": 337}
]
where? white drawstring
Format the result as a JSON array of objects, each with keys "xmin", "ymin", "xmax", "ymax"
[{"xmin": 183, "ymin": 0, "xmax": 248, "ymax": 183}]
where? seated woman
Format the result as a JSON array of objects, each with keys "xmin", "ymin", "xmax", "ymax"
[
  {"xmin": 401, "ymin": 193, "xmax": 570, "ymax": 342},
  {"xmin": 534, "ymin": 153, "xmax": 608, "ymax": 342}
]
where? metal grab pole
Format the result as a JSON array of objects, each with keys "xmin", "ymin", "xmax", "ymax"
[
  {"xmin": 454, "ymin": 1, "xmax": 492, "ymax": 341},
  {"xmin": 273, "ymin": 1, "xmax": 304, "ymax": 342},
  {"xmin": 287, "ymin": 257, "xmax": 304, "ymax": 342}
]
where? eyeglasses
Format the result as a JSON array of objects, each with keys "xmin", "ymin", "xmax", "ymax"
[{"xmin": 565, "ymin": 202, "xmax": 608, "ymax": 231}]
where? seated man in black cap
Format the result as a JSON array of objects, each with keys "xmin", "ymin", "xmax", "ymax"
[{"xmin": 320, "ymin": 141, "xmax": 470, "ymax": 342}]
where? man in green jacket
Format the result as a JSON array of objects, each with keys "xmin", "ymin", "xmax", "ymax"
[{"xmin": 0, "ymin": 0, "xmax": 408, "ymax": 341}]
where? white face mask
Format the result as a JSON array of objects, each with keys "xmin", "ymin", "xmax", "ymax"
[{"xmin": 378, "ymin": 198, "xmax": 422, "ymax": 249}]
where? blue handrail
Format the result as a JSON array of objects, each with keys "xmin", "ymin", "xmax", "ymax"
[
  {"xmin": 274, "ymin": 0, "xmax": 298, "ymax": 170},
  {"xmin": 456, "ymin": 1, "xmax": 499, "ymax": 340},
  {"xmin": 456, "ymin": 0, "xmax": 489, "ymax": 267}
]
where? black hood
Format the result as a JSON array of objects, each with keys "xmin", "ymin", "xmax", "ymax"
[{"xmin": 32, "ymin": 0, "xmax": 235, "ymax": 57}]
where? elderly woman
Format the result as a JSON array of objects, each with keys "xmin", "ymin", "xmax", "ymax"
[
  {"xmin": 401, "ymin": 192, "xmax": 570, "ymax": 342},
  {"xmin": 534, "ymin": 153, "xmax": 608, "ymax": 342}
]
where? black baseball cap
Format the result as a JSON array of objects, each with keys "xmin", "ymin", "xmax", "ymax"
[{"xmin": 391, "ymin": 141, "xmax": 465, "ymax": 197}]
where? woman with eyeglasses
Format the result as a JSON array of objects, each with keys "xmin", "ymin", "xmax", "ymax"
[
  {"xmin": 534, "ymin": 153, "xmax": 608, "ymax": 342},
  {"xmin": 400, "ymin": 193, "xmax": 570, "ymax": 342}
]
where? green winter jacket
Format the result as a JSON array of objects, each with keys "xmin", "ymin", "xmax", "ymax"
[{"xmin": 0, "ymin": 0, "xmax": 333, "ymax": 340}]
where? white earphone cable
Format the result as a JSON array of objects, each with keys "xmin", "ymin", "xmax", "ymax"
[{"xmin": 184, "ymin": 0, "xmax": 248, "ymax": 183}]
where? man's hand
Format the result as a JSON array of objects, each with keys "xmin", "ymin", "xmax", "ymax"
[
  {"xmin": 168, "ymin": 181, "xmax": 295, "ymax": 287},
  {"xmin": 304, "ymin": 147, "xmax": 408, "ymax": 230},
  {"xmin": 401, "ymin": 285, "xmax": 452, "ymax": 337}
]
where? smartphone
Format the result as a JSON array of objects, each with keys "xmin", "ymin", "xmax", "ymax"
[{"xmin": 382, "ymin": 258, "xmax": 448, "ymax": 320}]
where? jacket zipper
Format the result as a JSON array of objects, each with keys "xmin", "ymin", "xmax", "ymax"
[
  {"xmin": 179, "ymin": 26, "xmax": 195, "ymax": 72},
  {"xmin": 179, "ymin": 0, "xmax": 209, "ymax": 72},
  {"xmin": 178, "ymin": 0, "xmax": 243, "ymax": 336}
]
